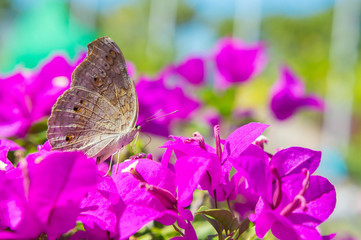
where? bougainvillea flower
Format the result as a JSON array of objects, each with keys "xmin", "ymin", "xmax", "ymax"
[
  {"xmin": 230, "ymin": 144, "xmax": 272, "ymax": 201},
  {"xmin": 173, "ymin": 56, "xmax": 206, "ymax": 86},
  {"xmin": 232, "ymin": 172, "xmax": 262, "ymax": 219},
  {"xmin": 0, "ymin": 139, "xmax": 24, "ymax": 152},
  {"xmin": 231, "ymin": 144, "xmax": 277, "ymax": 219},
  {"xmin": 112, "ymin": 158, "xmax": 197, "ymax": 239},
  {"xmin": 269, "ymin": 147, "xmax": 322, "ymax": 177},
  {"xmin": 136, "ymin": 76, "xmax": 200, "ymax": 137},
  {"xmin": 213, "ymin": 123, "xmax": 269, "ymax": 201},
  {"xmin": 162, "ymin": 122, "xmax": 269, "ymax": 202},
  {"xmin": 252, "ymin": 172, "xmax": 336, "ymax": 240},
  {"xmin": 0, "ymin": 149, "xmax": 97, "ymax": 240},
  {"xmin": 78, "ymin": 174, "xmax": 124, "ymax": 239},
  {"xmin": 0, "ymin": 73, "xmax": 32, "ymax": 138},
  {"xmin": 0, "ymin": 53, "xmax": 85, "ymax": 138},
  {"xmin": 270, "ymin": 66, "xmax": 325, "ymax": 120},
  {"xmin": 0, "ymin": 139, "xmax": 23, "ymax": 172},
  {"xmin": 237, "ymin": 146, "xmax": 336, "ymax": 240},
  {"xmin": 214, "ymin": 37, "xmax": 267, "ymax": 88},
  {"xmin": 161, "ymin": 134, "xmax": 222, "ymax": 193}
]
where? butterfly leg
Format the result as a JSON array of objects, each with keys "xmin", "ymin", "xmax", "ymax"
[
  {"xmin": 103, "ymin": 154, "xmax": 115, "ymax": 176},
  {"xmin": 114, "ymin": 150, "xmax": 123, "ymax": 175}
]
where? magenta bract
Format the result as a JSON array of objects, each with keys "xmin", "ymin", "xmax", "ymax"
[
  {"xmin": 0, "ymin": 147, "xmax": 97, "ymax": 240},
  {"xmin": 0, "ymin": 53, "xmax": 85, "ymax": 138},
  {"xmin": 214, "ymin": 37, "xmax": 267, "ymax": 88},
  {"xmin": 270, "ymin": 66, "xmax": 325, "ymax": 120}
]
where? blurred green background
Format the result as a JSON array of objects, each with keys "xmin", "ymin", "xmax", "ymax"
[{"xmin": 0, "ymin": 0, "xmax": 360, "ymax": 238}]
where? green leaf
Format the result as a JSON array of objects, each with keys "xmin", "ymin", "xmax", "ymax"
[
  {"xmin": 238, "ymin": 218, "xmax": 251, "ymax": 236},
  {"xmin": 201, "ymin": 214, "xmax": 223, "ymax": 237},
  {"xmin": 197, "ymin": 209, "xmax": 240, "ymax": 234}
]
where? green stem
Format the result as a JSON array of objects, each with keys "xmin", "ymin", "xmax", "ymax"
[
  {"xmin": 218, "ymin": 229, "xmax": 224, "ymax": 240},
  {"xmin": 172, "ymin": 224, "xmax": 184, "ymax": 237},
  {"xmin": 227, "ymin": 198, "xmax": 234, "ymax": 216}
]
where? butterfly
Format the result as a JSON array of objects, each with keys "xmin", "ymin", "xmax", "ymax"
[{"xmin": 47, "ymin": 37, "xmax": 139, "ymax": 162}]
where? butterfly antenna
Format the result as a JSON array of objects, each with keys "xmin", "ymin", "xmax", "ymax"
[
  {"xmin": 138, "ymin": 110, "xmax": 179, "ymax": 127},
  {"xmin": 140, "ymin": 131, "xmax": 152, "ymax": 150},
  {"xmin": 137, "ymin": 109, "xmax": 163, "ymax": 126},
  {"xmin": 115, "ymin": 151, "xmax": 121, "ymax": 175}
]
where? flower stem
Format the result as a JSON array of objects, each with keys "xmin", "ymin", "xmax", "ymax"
[
  {"xmin": 213, "ymin": 189, "xmax": 218, "ymax": 208},
  {"xmin": 227, "ymin": 198, "xmax": 235, "ymax": 216},
  {"xmin": 172, "ymin": 224, "xmax": 184, "ymax": 237}
]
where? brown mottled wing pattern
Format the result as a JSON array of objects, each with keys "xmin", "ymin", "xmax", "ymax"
[{"xmin": 47, "ymin": 37, "xmax": 138, "ymax": 157}]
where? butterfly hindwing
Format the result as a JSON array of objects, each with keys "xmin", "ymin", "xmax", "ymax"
[
  {"xmin": 47, "ymin": 37, "xmax": 138, "ymax": 159},
  {"xmin": 72, "ymin": 37, "xmax": 138, "ymax": 127},
  {"xmin": 47, "ymin": 87, "xmax": 121, "ymax": 152}
]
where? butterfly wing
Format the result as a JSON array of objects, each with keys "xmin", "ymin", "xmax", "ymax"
[{"xmin": 47, "ymin": 37, "xmax": 138, "ymax": 159}]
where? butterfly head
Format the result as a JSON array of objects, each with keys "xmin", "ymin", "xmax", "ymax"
[
  {"xmin": 129, "ymin": 125, "xmax": 141, "ymax": 143},
  {"xmin": 133, "ymin": 125, "xmax": 141, "ymax": 143}
]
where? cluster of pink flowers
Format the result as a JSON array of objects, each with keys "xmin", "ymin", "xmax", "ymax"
[
  {"xmin": 0, "ymin": 37, "xmax": 333, "ymax": 239},
  {"xmin": 0, "ymin": 123, "xmax": 336, "ymax": 239}
]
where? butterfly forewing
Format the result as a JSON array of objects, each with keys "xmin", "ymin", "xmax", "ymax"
[{"xmin": 47, "ymin": 37, "xmax": 138, "ymax": 159}]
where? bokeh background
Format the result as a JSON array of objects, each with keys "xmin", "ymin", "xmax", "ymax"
[{"xmin": 0, "ymin": 0, "xmax": 360, "ymax": 238}]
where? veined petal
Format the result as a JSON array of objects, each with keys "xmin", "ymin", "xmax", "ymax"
[
  {"xmin": 175, "ymin": 155, "xmax": 211, "ymax": 207},
  {"xmin": 222, "ymin": 122, "xmax": 269, "ymax": 164},
  {"xmin": 231, "ymin": 144, "xmax": 271, "ymax": 198},
  {"xmin": 292, "ymin": 176, "xmax": 336, "ymax": 227},
  {"xmin": 79, "ymin": 174, "xmax": 123, "ymax": 236},
  {"xmin": 113, "ymin": 159, "xmax": 177, "ymax": 238},
  {"xmin": 25, "ymin": 151, "xmax": 97, "ymax": 238},
  {"xmin": 270, "ymin": 147, "xmax": 321, "ymax": 177}
]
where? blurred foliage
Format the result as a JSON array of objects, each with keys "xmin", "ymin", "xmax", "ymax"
[
  {"xmin": 199, "ymin": 87, "xmax": 237, "ymax": 117},
  {"xmin": 98, "ymin": 0, "xmax": 180, "ymax": 75},
  {"xmin": 217, "ymin": 11, "xmax": 332, "ymax": 94},
  {"xmin": 355, "ymin": 62, "xmax": 361, "ymax": 106},
  {"xmin": 216, "ymin": 9, "xmax": 361, "ymax": 183},
  {"xmin": 0, "ymin": 0, "xmax": 94, "ymax": 73},
  {"xmin": 321, "ymin": 217, "xmax": 361, "ymax": 239},
  {"xmin": 175, "ymin": 0, "xmax": 195, "ymax": 25},
  {"xmin": 96, "ymin": 0, "xmax": 194, "ymax": 76},
  {"xmin": 261, "ymin": 11, "xmax": 332, "ymax": 95},
  {"xmin": 98, "ymin": 1, "xmax": 155, "ymax": 74},
  {"xmin": 0, "ymin": 0, "xmax": 11, "ymax": 14}
]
